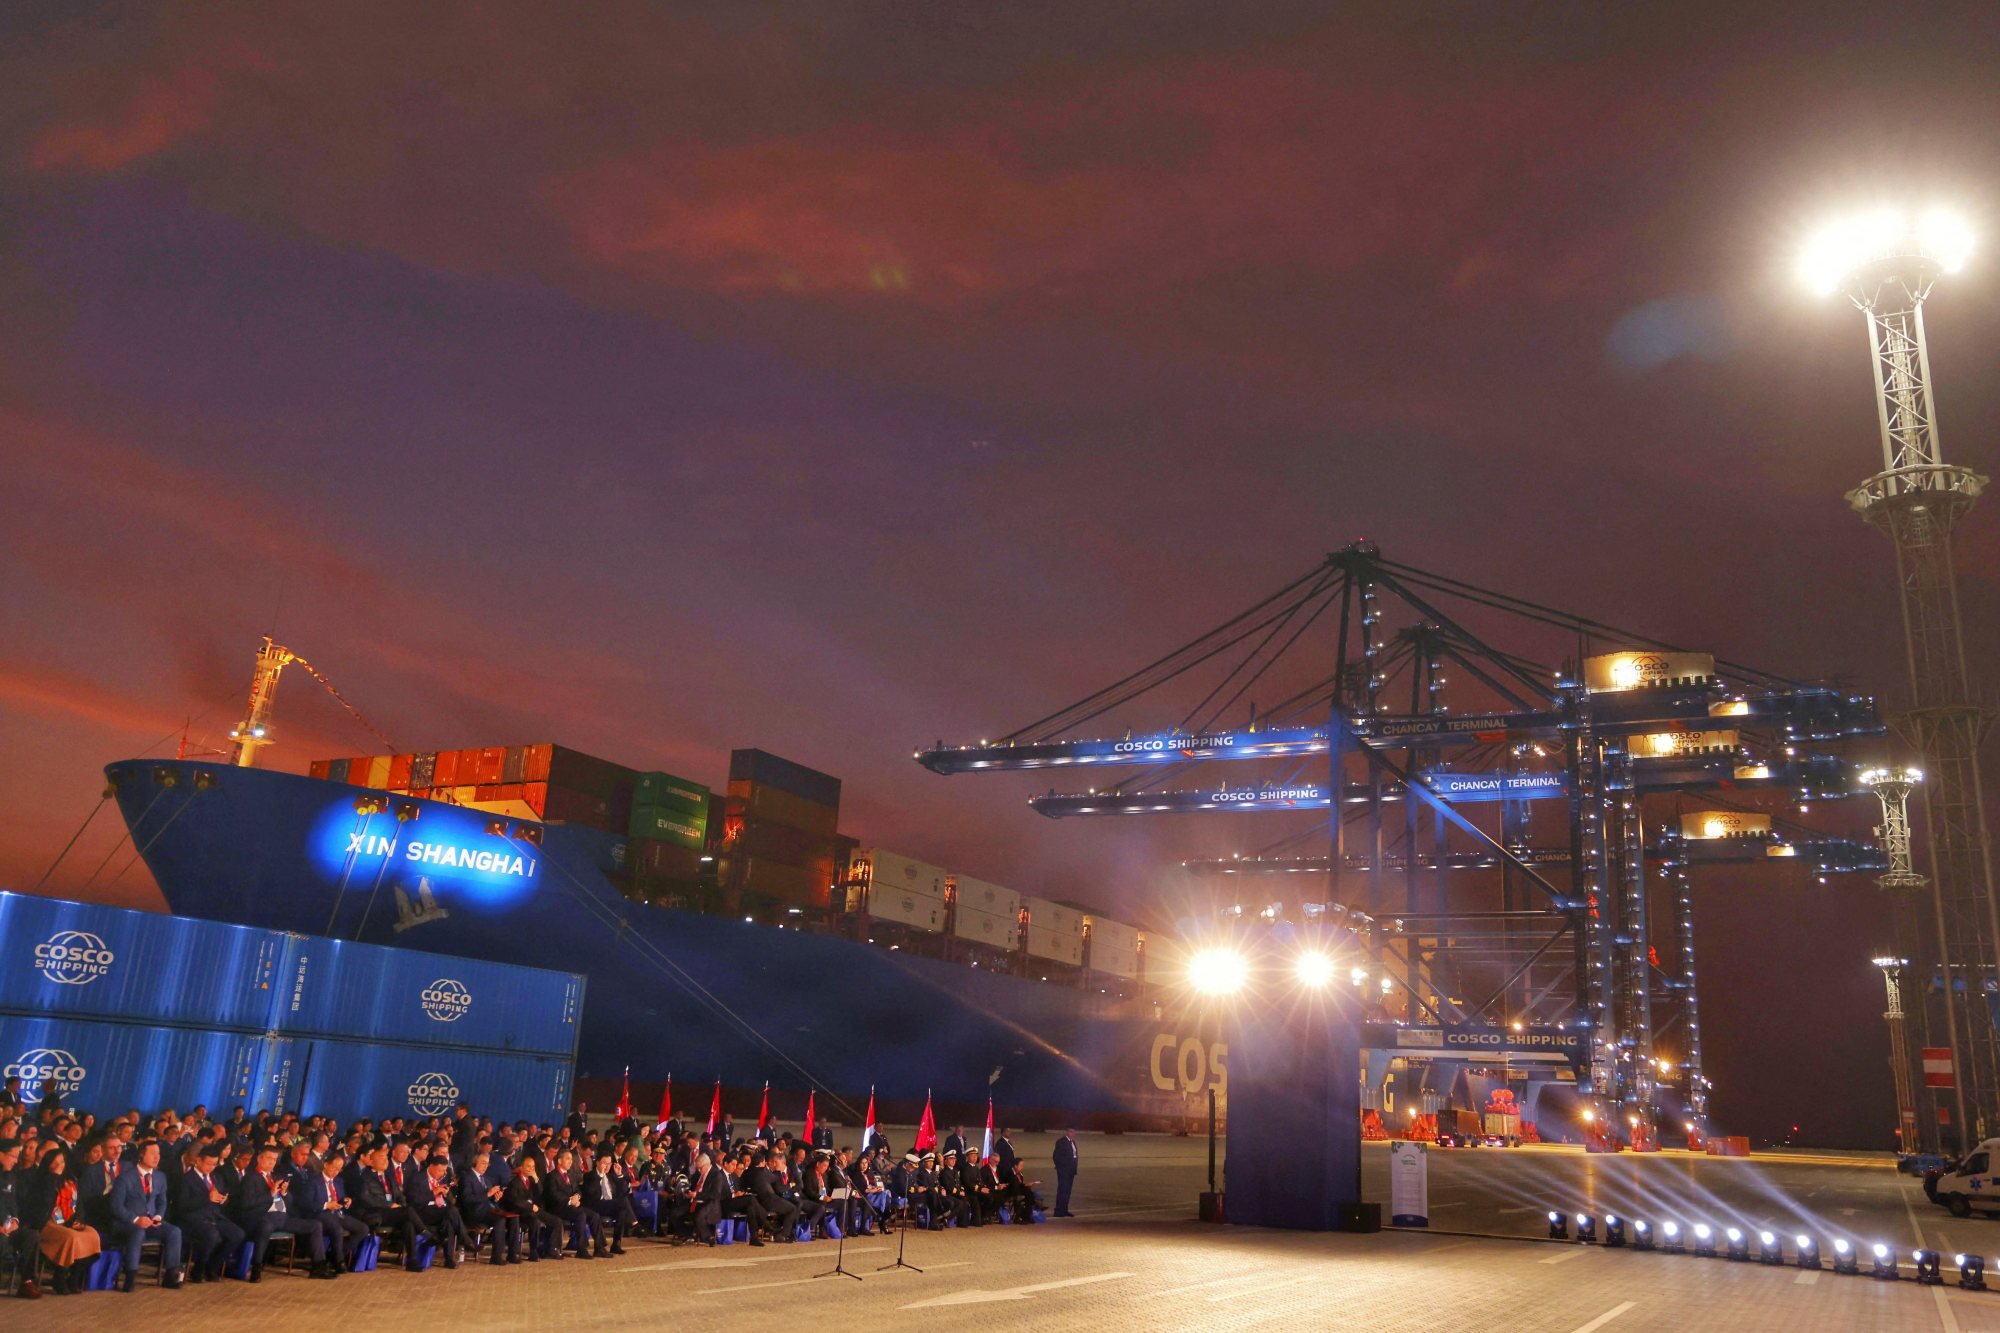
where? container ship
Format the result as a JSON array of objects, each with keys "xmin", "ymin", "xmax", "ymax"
[{"xmin": 103, "ymin": 741, "xmax": 1222, "ymax": 1129}]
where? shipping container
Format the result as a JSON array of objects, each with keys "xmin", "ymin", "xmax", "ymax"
[
  {"xmin": 522, "ymin": 743, "xmax": 553, "ymax": 783},
  {"xmin": 635, "ymin": 771, "xmax": 710, "ymax": 811},
  {"xmin": 1026, "ymin": 924, "xmax": 1086, "ymax": 967},
  {"xmin": 548, "ymin": 746, "xmax": 635, "ymax": 799},
  {"xmin": 732, "ymin": 857, "xmax": 831, "ymax": 908},
  {"xmin": 407, "ymin": 787, "xmax": 432, "ymax": 803},
  {"xmin": 725, "ymin": 785, "xmax": 839, "ymax": 837},
  {"xmin": 0, "ymin": 892, "xmax": 288, "ymax": 1031},
  {"xmin": 950, "ymin": 875, "xmax": 1022, "ymax": 921},
  {"xmin": 728, "ymin": 749, "xmax": 842, "ymax": 809},
  {"xmin": 432, "ymin": 749, "xmax": 462, "ymax": 787},
  {"xmin": 309, "ymin": 759, "xmax": 332, "ymax": 781},
  {"xmin": 270, "ymin": 934, "xmax": 583, "ymax": 1057},
  {"xmin": 364, "ymin": 755, "xmax": 392, "ymax": 789},
  {"xmin": 465, "ymin": 797, "xmax": 541, "ymax": 823},
  {"xmin": 630, "ymin": 803, "xmax": 708, "ymax": 849},
  {"xmin": 327, "ymin": 757, "xmax": 350, "ymax": 784},
  {"xmin": 865, "ymin": 881, "xmax": 945, "ymax": 932},
  {"xmin": 1025, "ymin": 897, "xmax": 1084, "ymax": 936},
  {"xmin": 630, "ymin": 838, "xmax": 703, "ymax": 881},
  {"xmin": 292, "ymin": 1037, "xmax": 572, "ymax": 1126},
  {"xmin": 388, "ymin": 753, "xmax": 414, "ymax": 789},
  {"xmin": 0, "ymin": 1013, "xmax": 272, "ymax": 1113},
  {"xmin": 1084, "ymin": 916, "xmax": 1141, "ymax": 979},
  {"xmin": 852, "ymin": 849, "xmax": 947, "ymax": 899},
  {"xmin": 451, "ymin": 785, "xmax": 478, "ymax": 805},
  {"xmin": 728, "ymin": 818, "xmax": 831, "ymax": 867},
  {"xmin": 473, "ymin": 747, "xmax": 507, "ymax": 785},
  {"xmin": 521, "ymin": 782, "xmax": 547, "ymax": 817},
  {"xmin": 411, "ymin": 752, "xmax": 437, "ymax": 788},
  {"xmin": 476, "ymin": 783, "xmax": 501, "ymax": 801},
  {"xmin": 502, "ymin": 746, "xmax": 526, "ymax": 784},
  {"xmin": 951, "ymin": 904, "xmax": 1019, "ymax": 951},
  {"xmin": 543, "ymin": 784, "xmax": 612, "ymax": 829}
]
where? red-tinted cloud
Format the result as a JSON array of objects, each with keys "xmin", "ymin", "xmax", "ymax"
[{"xmin": 25, "ymin": 54, "xmax": 254, "ymax": 172}]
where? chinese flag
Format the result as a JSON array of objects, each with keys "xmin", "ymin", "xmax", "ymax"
[
  {"xmin": 654, "ymin": 1074, "xmax": 673, "ymax": 1134},
  {"xmin": 615, "ymin": 1067, "xmax": 633, "ymax": 1121},
  {"xmin": 803, "ymin": 1090, "xmax": 817, "ymax": 1144},
  {"xmin": 915, "ymin": 1091, "xmax": 937, "ymax": 1151},
  {"xmin": 707, "ymin": 1081, "xmax": 722, "ymax": 1135}
]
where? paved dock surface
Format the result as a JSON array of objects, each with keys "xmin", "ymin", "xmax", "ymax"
[{"xmin": 18, "ymin": 1132, "xmax": 1999, "ymax": 1331}]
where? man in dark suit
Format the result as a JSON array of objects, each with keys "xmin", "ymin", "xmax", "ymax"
[
  {"xmin": 565, "ymin": 1104, "xmax": 590, "ymax": 1139},
  {"xmin": 410, "ymin": 1155, "xmax": 471, "ymax": 1268},
  {"xmin": 78, "ymin": 1137, "xmax": 124, "ymax": 1231},
  {"xmin": 460, "ymin": 1148, "xmax": 518, "ymax": 1263},
  {"xmin": 689, "ymin": 1153, "xmax": 727, "ymax": 1245},
  {"xmin": 109, "ymin": 1139, "xmax": 185, "ymax": 1290},
  {"xmin": 296, "ymin": 1152, "xmax": 369, "ymax": 1272},
  {"xmin": 215, "ymin": 1144, "xmax": 251, "ymax": 1199},
  {"xmin": 344, "ymin": 1143, "xmax": 416, "ymax": 1263},
  {"xmin": 229, "ymin": 1144, "xmax": 331, "ymax": 1281},
  {"xmin": 942, "ymin": 1126, "xmax": 968, "ymax": 1160},
  {"xmin": 172, "ymin": 1142, "xmax": 244, "ymax": 1283},
  {"xmin": 743, "ymin": 1148, "xmax": 795, "ymax": 1244},
  {"xmin": 994, "ymin": 1129, "xmax": 1019, "ymax": 1177},
  {"xmin": 1053, "ymin": 1128, "xmax": 1079, "ymax": 1216},
  {"xmin": 542, "ymin": 1148, "xmax": 599, "ymax": 1258}
]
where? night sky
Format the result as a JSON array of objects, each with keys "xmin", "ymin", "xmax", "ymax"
[{"xmin": 4, "ymin": 3, "xmax": 1998, "ymax": 1147}]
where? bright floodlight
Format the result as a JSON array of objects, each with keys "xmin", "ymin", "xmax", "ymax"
[
  {"xmin": 1293, "ymin": 950, "xmax": 1336, "ymax": 989},
  {"xmin": 1188, "ymin": 947, "xmax": 1249, "ymax": 996},
  {"xmin": 1799, "ymin": 207, "xmax": 1973, "ymax": 294}
]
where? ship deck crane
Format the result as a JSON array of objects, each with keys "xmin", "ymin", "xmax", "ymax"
[{"xmin": 229, "ymin": 635, "xmax": 395, "ymax": 767}]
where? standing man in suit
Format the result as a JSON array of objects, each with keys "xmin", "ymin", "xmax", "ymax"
[
  {"xmin": 109, "ymin": 1139, "xmax": 185, "ymax": 1291},
  {"xmin": 994, "ymin": 1128, "xmax": 1019, "ymax": 1177},
  {"xmin": 172, "ymin": 1142, "xmax": 243, "ymax": 1283},
  {"xmin": 942, "ymin": 1126, "xmax": 968, "ymax": 1160},
  {"xmin": 1052, "ymin": 1128, "xmax": 1079, "ymax": 1217}
]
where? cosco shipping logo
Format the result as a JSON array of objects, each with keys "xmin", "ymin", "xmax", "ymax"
[
  {"xmin": 407, "ymin": 1071, "xmax": 460, "ymax": 1116},
  {"xmin": 420, "ymin": 978, "xmax": 473, "ymax": 1023},
  {"xmin": 5, "ymin": 1049, "xmax": 86, "ymax": 1102},
  {"xmin": 34, "ymin": 931, "xmax": 115, "ymax": 986}
]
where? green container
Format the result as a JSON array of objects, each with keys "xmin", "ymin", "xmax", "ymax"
[
  {"xmin": 630, "ymin": 802, "xmax": 708, "ymax": 849},
  {"xmin": 635, "ymin": 771, "xmax": 710, "ymax": 812}
]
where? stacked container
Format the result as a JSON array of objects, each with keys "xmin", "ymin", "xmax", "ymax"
[
  {"xmin": 722, "ymin": 749, "xmax": 843, "ymax": 910},
  {"xmin": 627, "ymin": 770, "xmax": 710, "ymax": 887},
  {"xmin": 0, "ymin": 892, "xmax": 580, "ymax": 1125},
  {"xmin": 1083, "ymin": 915, "xmax": 1142, "ymax": 978},
  {"xmin": 1024, "ymin": 896, "xmax": 1086, "ymax": 968},
  {"xmin": 948, "ymin": 874, "xmax": 1021, "ymax": 951},
  {"xmin": 311, "ymin": 744, "xmax": 642, "ymax": 835},
  {"xmin": 847, "ymin": 849, "xmax": 947, "ymax": 931}
]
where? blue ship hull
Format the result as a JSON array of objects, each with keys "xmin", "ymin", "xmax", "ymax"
[{"xmin": 106, "ymin": 760, "xmax": 1212, "ymax": 1126}]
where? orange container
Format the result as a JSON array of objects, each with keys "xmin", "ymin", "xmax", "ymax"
[
  {"xmin": 388, "ymin": 753, "xmax": 415, "ymax": 789},
  {"xmin": 407, "ymin": 787, "xmax": 431, "ymax": 802},
  {"xmin": 476, "ymin": 783, "xmax": 502, "ymax": 801},
  {"xmin": 497, "ymin": 782, "xmax": 523, "ymax": 801},
  {"xmin": 522, "ymin": 781, "xmax": 547, "ymax": 816},
  {"xmin": 432, "ymin": 749, "xmax": 462, "ymax": 786},
  {"xmin": 522, "ymin": 744, "xmax": 553, "ymax": 783}
]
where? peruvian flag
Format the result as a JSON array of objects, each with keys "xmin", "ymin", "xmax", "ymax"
[
  {"xmin": 707, "ymin": 1080, "xmax": 722, "ymax": 1135},
  {"xmin": 756, "ymin": 1083, "xmax": 771, "ymax": 1138},
  {"xmin": 803, "ymin": 1090, "xmax": 817, "ymax": 1144},
  {"xmin": 981, "ymin": 1097, "xmax": 994, "ymax": 1160},
  {"xmin": 654, "ymin": 1073, "xmax": 673, "ymax": 1134},
  {"xmin": 914, "ymin": 1090, "xmax": 937, "ymax": 1151},
  {"xmin": 615, "ymin": 1067, "xmax": 633, "ymax": 1121},
  {"xmin": 862, "ymin": 1086, "xmax": 877, "ymax": 1148}
]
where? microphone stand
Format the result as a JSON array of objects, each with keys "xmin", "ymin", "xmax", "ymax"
[
  {"xmin": 876, "ymin": 1172, "xmax": 922, "ymax": 1274},
  {"xmin": 814, "ymin": 1164, "xmax": 862, "ymax": 1282}
]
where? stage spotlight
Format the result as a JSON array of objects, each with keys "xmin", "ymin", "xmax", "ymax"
[
  {"xmin": 1548, "ymin": 1210, "xmax": 1568, "ymax": 1240},
  {"xmin": 1758, "ymin": 1231, "xmax": 1782, "ymax": 1265},
  {"xmin": 1914, "ymin": 1250, "xmax": 1942, "ymax": 1286},
  {"xmin": 1693, "ymin": 1224, "xmax": 1715, "ymax": 1258},
  {"xmin": 1794, "ymin": 1235, "xmax": 1820, "ymax": 1270},
  {"xmin": 1872, "ymin": 1243, "xmax": 1898, "ymax": 1280},
  {"xmin": 1725, "ymin": 1227, "xmax": 1749, "ymax": 1261},
  {"xmin": 1188, "ymin": 947, "xmax": 1249, "ymax": 996},
  {"xmin": 1833, "ymin": 1239, "xmax": 1857, "ymax": 1275},
  {"xmin": 1292, "ymin": 950, "xmax": 1336, "ymax": 989},
  {"xmin": 1575, "ymin": 1213, "xmax": 1597, "ymax": 1244},
  {"xmin": 1605, "ymin": 1215, "xmax": 1626, "ymax": 1248},
  {"xmin": 1662, "ymin": 1221, "xmax": 1684, "ymax": 1255},
  {"xmin": 1956, "ymin": 1253, "xmax": 1985, "ymax": 1291},
  {"xmin": 1633, "ymin": 1220, "xmax": 1654, "ymax": 1252}
]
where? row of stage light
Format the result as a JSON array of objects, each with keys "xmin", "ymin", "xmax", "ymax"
[{"xmin": 1548, "ymin": 1210, "xmax": 1983, "ymax": 1289}]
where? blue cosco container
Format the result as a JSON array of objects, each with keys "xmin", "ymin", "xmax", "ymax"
[
  {"xmin": 270, "ymin": 936, "xmax": 583, "ymax": 1056},
  {"xmin": 0, "ymin": 892, "xmax": 287, "ymax": 1032},
  {"xmin": 294, "ymin": 1038, "xmax": 572, "ymax": 1126},
  {"xmin": 0, "ymin": 1014, "xmax": 272, "ymax": 1113}
]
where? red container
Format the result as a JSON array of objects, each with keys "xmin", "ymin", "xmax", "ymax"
[
  {"xmin": 502, "ymin": 746, "xmax": 526, "ymax": 784},
  {"xmin": 522, "ymin": 782, "xmax": 547, "ymax": 816},
  {"xmin": 388, "ymin": 753, "xmax": 415, "ymax": 790},
  {"xmin": 407, "ymin": 787, "xmax": 432, "ymax": 802},
  {"xmin": 309, "ymin": 759, "xmax": 332, "ymax": 781},
  {"xmin": 497, "ymin": 782, "xmax": 524, "ymax": 802},
  {"xmin": 475, "ymin": 747, "xmax": 507, "ymax": 784},
  {"xmin": 476, "ymin": 783, "xmax": 502, "ymax": 801},
  {"xmin": 432, "ymin": 749, "xmax": 462, "ymax": 786}
]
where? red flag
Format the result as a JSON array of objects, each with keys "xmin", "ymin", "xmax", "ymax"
[
  {"xmin": 915, "ymin": 1091, "xmax": 937, "ymax": 1151},
  {"xmin": 615, "ymin": 1067, "xmax": 633, "ymax": 1121},
  {"xmin": 707, "ymin": 1080, "xmax": 722, "ymax": 1135},
  {"xmin": 654, "ymin": 1073, "xmax": 673, "ymax": 1134},
  {"xmin": 803, "ymin": 1090, "xmax": 816, "ymax": 1144},
  {"xmin": 757, "ymin": 1083, "xmax": 771, "ymax": 1137}
]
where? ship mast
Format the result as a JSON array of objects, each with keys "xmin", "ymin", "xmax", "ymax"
[{"xmin": 228, "ymin": 635, "xmax": 395, "ymax": 767}]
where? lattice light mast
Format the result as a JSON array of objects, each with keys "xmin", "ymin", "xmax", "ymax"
[
  {"xmin": 1806, "ymin": 207, "xmax": 1997, "ymax": 1143},
  {"xmin": 1874, "ymin": 954, "xmax": 1920, "ymax": 1154}
]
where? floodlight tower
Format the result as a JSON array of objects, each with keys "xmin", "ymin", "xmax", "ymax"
[
  {"xmin": 1805, "ymin": 208, "xmax": 1997, "ymax": 1144},
  {"xmin": 1873, "ymin": 955, "xmax": 1920, "ymax": 1154}
]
